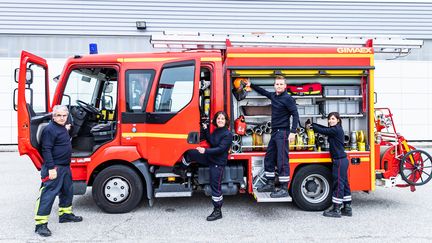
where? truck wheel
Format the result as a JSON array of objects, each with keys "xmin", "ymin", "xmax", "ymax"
[
  {"xmin": 291, "ymin": 165, "xmax": 332, "ymax": 211},
  {"xmin": 400, "ymin": 149, "xmax": 432, "ymax": 186},
  {"xmin": 92, "ymin": 165, "xmax": 144, "ymax": 213}
]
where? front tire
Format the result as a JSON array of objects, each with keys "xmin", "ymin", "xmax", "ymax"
[
  {"xmin": 92, "ymin": 165, "xmax": 144, "ymax": 213},
  {"xmin": 291, "ymin": 165, "xmax": 332, "ymax": 211}
]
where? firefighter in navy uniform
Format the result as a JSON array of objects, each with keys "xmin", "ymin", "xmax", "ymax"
[
  {"xmin": 308, "ymin": 112, "xmax": 353, "ymax": 217},
  {"xmin": 175, "ymin": 111, "xmax": 233, "ymax": 221},
  {"xmin": 34, "ymin": 105, "xmax": 83, "ymax": 237},
  {"xmin": 247, "ymin": 76, "xmax": 299, "ymax": 198}
]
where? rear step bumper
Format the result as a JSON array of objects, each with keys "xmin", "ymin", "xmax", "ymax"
[{"xmin": 253, "ymin": 189, "xmax": 292, "ymax": 202}]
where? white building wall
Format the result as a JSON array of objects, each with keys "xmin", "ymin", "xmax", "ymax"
[{"xmin": 375, "ymin": 60, "xmax": 432, "ymax": 141}]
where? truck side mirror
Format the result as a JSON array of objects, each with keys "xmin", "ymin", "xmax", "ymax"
[
  {"xmin": 14, "ymin": 68, "xmax": 33, "ymax": 84},
  {"xmin": 103, "ymin": 96, "xmax": 113, "ymax": 109},
  {"xmin": 104, "ymin": 82, "xmax": 113, "ymax": 93}
]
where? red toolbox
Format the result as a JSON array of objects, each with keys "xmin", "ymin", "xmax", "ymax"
[{"xmin": 286, "ymin": 83, "xmax": 322, "ymax": 96}]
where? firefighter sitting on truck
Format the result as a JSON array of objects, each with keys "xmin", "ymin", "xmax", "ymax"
[
  {"xmin": 174, "ymin": 111, "xmax": 233, "ymax": 221},
  {"xmin": 307, "ymin": 112, "xmax": 353, "ymax": 218},
  {"xmin": 34, "ymin": 105, "xmax": 83, "ymax": 237},
  {"xmin": 246, "ymin": 76, "xmax": 299, "ymax": 198}
]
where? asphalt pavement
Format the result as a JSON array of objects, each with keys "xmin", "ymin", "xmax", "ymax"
[{"xmin": 1, "ymin": 150, "xmax": 432, "ymax": 242}]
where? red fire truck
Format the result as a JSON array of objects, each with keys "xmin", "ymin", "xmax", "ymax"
[{"xmin": 14, "ymin": 33, "xmax": 432, "ymax": 213}]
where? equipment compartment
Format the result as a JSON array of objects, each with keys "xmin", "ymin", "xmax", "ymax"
[
  {"xmin": 320, "ymin": 100, "xmax": 361, "ymax": 116},
  {"xmin": 324, "ymin": 85, "xmax": 361, "ymax": 97}
]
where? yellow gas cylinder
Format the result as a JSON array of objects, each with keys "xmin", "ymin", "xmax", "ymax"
[
  {"xmin": 357, "ymin": 142, "xmax": 366, "ymax": 151},
  {"xmin": 204, "ymin": 99, "xmax": 210, "ymax": 116},
  {"xmin": 204, "ymin": 88, "xmax": 210, "ymax": 97},
  {"xmin": 295, "ymin": 133, "xmax": 304, "ymax": 151},
  {"xmin": 356, "ymin": 130, "xmax": 365, "ymax": 143},
  {"xmin": 306, "ymin": 129, "xmax": 315, "ymax": 151}
]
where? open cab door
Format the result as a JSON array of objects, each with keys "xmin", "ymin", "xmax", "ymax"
[{"xmin": 15, "ymin": 51, "xmax": 51, "ymax": 170}]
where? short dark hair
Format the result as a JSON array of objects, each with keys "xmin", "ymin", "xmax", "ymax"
[
  {"xmin": 212, "ymin": 111, "xmax": 230, "ymax": 128},
  {"xmin": 327, "ymin": 112, "xmax": 342, "ymax": 126}
]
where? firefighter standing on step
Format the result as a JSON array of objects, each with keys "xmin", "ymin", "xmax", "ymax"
[
  {"xmin": 34, "ymin": 105, "xmax": 83, "ymax": 237},
  {"xmin": 175, "ymin": 111, "xmax": 233, "ymax": 221},
  {"xmin": 247, "ymin": 76, "xmax": 299, "ymax": 198},
  {"xmin": 307, "ymin": 112, "xmax": 353, "ymax": 217}
]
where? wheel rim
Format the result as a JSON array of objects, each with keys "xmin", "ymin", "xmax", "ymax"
[
  {"xmin": 300, "ymin": 173, "xmax": 330, "ymax": 204},
  {"xmin": 103, "ymin": 176, "xmax": 130, "ymax": 203},
  {"xmin": 400, "ymin": 150, "xmax": 432, "ymax": 186}
]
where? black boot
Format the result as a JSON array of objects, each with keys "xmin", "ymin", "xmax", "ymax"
[
  {"xmin": 59, "ymin": 213, "xmax": 83, "ymax": 223},
  {"xmin": 341, "ymin": 202, "xmax": 353, "ymax": 216},
  {"xmin": 257, "ymin": 179, "xmax": 275, "ymax": 192},
  {"xmin": 270, "ymin": 182, "xmax": 289, "ymax": 198},
  {"xmin": 206, "ymin": 207, "xmax": 222, "ymax": 221},
  {"xmin": 323, "ymin": 203, "xmax": 342, "ymax": 218},
  {"xmin": 35, "ymin": 223, "xmax": 52, "ymax": 237}
]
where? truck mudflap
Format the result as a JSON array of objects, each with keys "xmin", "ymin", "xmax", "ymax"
[
  {"xmin": 132, "ymin": 159, "xmax": 154, "ymax": 206},
  {"xmin": 73, "ymin": 181, "xmax": 87, "ymax": 195}
]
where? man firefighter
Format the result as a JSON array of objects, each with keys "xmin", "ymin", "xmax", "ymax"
[
  {"xmin": 247, "ymin": 76, "xmax": 299, "ymax": 197},
  {"xmin": 34, "ymin": 105, "xmax": 83, "ymax": 237}
]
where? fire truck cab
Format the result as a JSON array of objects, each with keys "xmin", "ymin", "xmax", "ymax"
[{"xmin": 15, "ymin": 33, "xmax": 431, "ymax": 213}]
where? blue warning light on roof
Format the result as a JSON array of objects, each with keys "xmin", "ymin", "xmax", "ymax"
[{"xmin": 89, "ymin": 43, "xmax": 98, "ymax": 54}]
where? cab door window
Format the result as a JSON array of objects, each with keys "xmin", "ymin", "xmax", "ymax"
[
  {"xmin": 27, "ymin": 64, "xmax": 49, "ymax": 113},
  {"xmin": 154, "ymin": 64, "xmax": 195, "ymax": 112},
  {"xmin": 126, "ymin": 70, "xmax": 154, "ymax": 112}
]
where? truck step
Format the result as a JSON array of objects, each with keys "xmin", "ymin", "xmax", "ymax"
[
  {"xmin": 253, "ymin": 189, "xmax": 292, "ymax": 202},
  {"xmin": 154, "ymin": 183, "xmax": 192, "ymax": 198},
  {"xmin": 155, "ymin": 172, "xmax": 180, "ymax": 178},
  {"xmin": 154, "ymin": 166, "xmax": 191, "ymax": 178},
  {"xmin": 155, "ymin": 172, "xmax": 192, "ymax": 178},
  {"xmin": 155, "ymin": 191, "xmax": 193, "ymax": 198}
]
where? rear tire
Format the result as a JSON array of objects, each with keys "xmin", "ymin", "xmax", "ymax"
[
  {"xmin": 291, "ymin": 165, "xmax": 332, "ymax": 211},
  {"xmin": 92, "ymin": 165, "xmax": 144, "ymax": 213}
]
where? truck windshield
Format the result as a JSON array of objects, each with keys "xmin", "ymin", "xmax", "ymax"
[{"xmin": 61, "ymin": 68, "xmax": 101, "ymax": 106}]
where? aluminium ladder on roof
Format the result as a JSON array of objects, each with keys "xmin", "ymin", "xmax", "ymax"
[{"xmin": 151, "ymin": 31, "xmax": 423, "ymax": 55}]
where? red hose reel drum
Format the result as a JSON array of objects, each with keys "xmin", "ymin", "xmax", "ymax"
[{"xmin": 380, "ymin": 145, "xmax": 416, "ymax": 179}]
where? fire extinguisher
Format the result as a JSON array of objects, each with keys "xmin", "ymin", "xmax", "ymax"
[{"xmin": 234, "ymin": 115, "xmax": 247, "ymax": 135}]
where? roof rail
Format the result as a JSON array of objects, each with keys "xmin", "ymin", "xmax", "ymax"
[{"xmin": 151, "ymin": 31, "xmax": 423, "ymax": 55}]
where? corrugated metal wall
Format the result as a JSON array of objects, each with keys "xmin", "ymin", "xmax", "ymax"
[
  {"xmin": 0, "ymin": 0, "xmax": 432, "ymax": 38},
  {"xmin": 2, "ymin": 0, "xmax": 432, "ymax": 144}
]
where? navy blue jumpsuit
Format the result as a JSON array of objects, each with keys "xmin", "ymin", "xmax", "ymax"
[
  {"xmin": 250, "ymin": 83, "xmax": 299, "ymax": 184},
  {"xmin": 183, "ymin": 127, "xmax": 233, "ymax": 208},
  {"xmin": 311, "ymin": 123, "xmax": 352, "ymax": 205},
  {"xmin": 35, "ymin": 121, "xmax": 73, "ymax": 225}
]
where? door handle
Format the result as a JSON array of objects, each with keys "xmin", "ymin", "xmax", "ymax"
[{"xmin": 187, "ymin": 132, "xmax": 199, "ymax": 144}]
